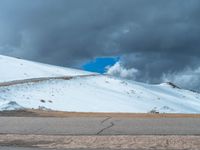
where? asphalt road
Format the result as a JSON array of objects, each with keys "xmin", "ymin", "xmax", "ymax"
[
  {"xmin": 0, "ymin": 147, "xmax": 58, "ymax": 150},
  {"xmin": 0, "ymin": 147, "xmax": 136, "ymax": 150},
  {"xmin": 0, "ymin": 147, "xmax": 110, "ymax": 150},
  {"xmin": 1, "ymin": 116, "xmax": 200, "ymax": 135},
  {"xmin": 1, "ymin": 116, "xmax": 200, "ymax": 149}
]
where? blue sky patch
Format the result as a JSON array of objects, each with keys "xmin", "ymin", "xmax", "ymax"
[{"xmin": 82, "ymin": 56, "xmax": 120, "ymax": 73}]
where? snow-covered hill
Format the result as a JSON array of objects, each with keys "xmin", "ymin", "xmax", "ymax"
[
  {"xmin": 0, "ymin": 55, "xmax": 92, "ymax": 82},
  {"xmin": 0, "ymin": 55, "xmax": 200, "ymax": 113}
]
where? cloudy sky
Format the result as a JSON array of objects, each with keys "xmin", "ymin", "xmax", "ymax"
[{"xmin": 0, "ymin": 0, "xmax": 200, "ymax": 91}]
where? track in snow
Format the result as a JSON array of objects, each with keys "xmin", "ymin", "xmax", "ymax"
[{"xmin": 0, "ymin": 74, "xmax": 98, "ymax": 87}]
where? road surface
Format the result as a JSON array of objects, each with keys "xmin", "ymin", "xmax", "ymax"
[
  {"xmin": 1, "ymin": 116, "xmax": 200, "ymax": 149},
  {"xmin": 0, "ymin": 147, "xmax": 59, "ymax": 150},
  {"xmin": 0, "ymin": 147, "xmax": 109, "ymax": 150},
  {"xmin": 1, "ymin": 116, "xmax": 200, "ymax": 135},
  {"xmin": 0, "ymin": 147, "xmax": 138, "ymax": 150}
]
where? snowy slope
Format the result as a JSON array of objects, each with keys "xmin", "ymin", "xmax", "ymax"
[
  {"xmin": 0, "ymin": 75, "xmax": 200, "ymax": 113},
  {"xmin": 0, "ymin": 55, "xmax": 200, "ymax": 113},
  {"xmin": 0, "ymin": 55, "xmax": 92, "ymax": 82}
]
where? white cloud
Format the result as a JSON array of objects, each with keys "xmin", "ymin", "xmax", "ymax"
[
  {"xmin": 106, "ymin": 61, "xmax": 139, "ymax": 80},
  {"xmin": 162, "ymin": 67, "xmax": 200, "ymax": 91}
]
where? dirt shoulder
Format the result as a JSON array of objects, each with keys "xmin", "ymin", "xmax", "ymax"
[
  {"xmin": 1, "ymin": 134, "xmax": 200, "ymax": 150},
  {"xmin": 1, "ymin": 109, "xmax": 200, "ymax": 118}
]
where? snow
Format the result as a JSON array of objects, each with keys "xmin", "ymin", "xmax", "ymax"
[
  {"xmin": 0, "ymin": 101, "xmax": 24, "ymax": 111},
  {"xmin": 0, "ymin": 55, "xmax": 200, "ymax": 113},
  {"xmin": 0, "ymin": 75, "xmax": 200, "ymax": 113},
  {"xmin": 0, "ymin": 55, "xmax": 93, "ymax": 82}
]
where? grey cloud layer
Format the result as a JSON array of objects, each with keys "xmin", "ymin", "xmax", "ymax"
[{"xmin": 0, "ymin": 0, "xmax": 200, "ymax": 90}]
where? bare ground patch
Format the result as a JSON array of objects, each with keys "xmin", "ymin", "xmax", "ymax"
[
  {"xmin": 0, "ymin": 134, "xmax": 200, "ymax": 149},
  {"xmin": 1, "ymin": 109, "xmax": 200, "ymax": 118}
]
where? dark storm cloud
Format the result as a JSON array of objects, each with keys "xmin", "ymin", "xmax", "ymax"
[{"xmin": 0, "ymin": 0, "xmax": 200, "ymax": 89}]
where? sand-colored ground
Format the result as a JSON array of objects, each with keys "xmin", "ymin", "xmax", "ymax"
[
  {"xmin": 0, "ymin": 134, "xmax": 200, "ymax": 150},
  {"xmin": 1, "ymin": 109, "xmax": 200, "ymax": 118}
]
